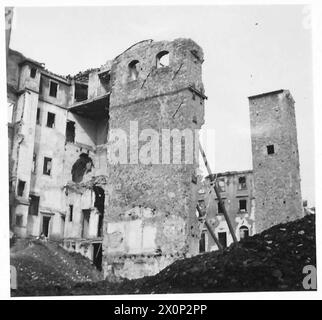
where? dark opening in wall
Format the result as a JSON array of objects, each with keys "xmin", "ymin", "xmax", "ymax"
[
  {"xmin": 217, "ymin": 201, "xmax": 224, "ymax": 215},
  {"xmin": 239, "ymin": 226, "xmax": 249, "ymax": 239},
  {"xmin": 69, "ymin": 205, "xmax": 73, "ymax": 222},
  {"xmin": 17, "ymin": 180, "xmax": 25, "ymax": 197},
  {"xmin": 94, "ymin": 186, "xmax": 105, "ymax": 237},
  {"xmin": 74, "ymin": 82, "xmax": 88, "ymax": 102},
  {"xmin": 128, "ymin": 60, "xmax": 140, "ymax": 81},
  {"xmin": 93, "ymin": 243, "xmax": 102, "ymax": 271},
  {"xmin": 239, "ymin": 199, "xmax": 247, "ymax": 212},
  {"xmin": 28, "ymin": 195, "xmax": 40, "ymax": 216},
  {"xmin": 238, "ymin": 176, "xmax": 247, "ymax": 190},
  {"xmin": 218, "ymin": 232, "xmax": 227, "ymax": 248},
  {"xmin": 46, "ymin": 112, "xmax": 55, "ymax": 128},
  {"xmin": 30, "ymin": 67, "xmax": 37, "ymax": 78},
  {"xmin": 199, "ymin": 231, "xmax": 206, "ymax": 253},
  {"xmin": 36, "ymin": 108, "xmax": 40, "ymax": 125},
  {"xmin": 43, "ymin": 157, "xmax": 52, "ymax": 175},
  {"xmin": 71, "ymin": 153, "xmax": 93, "ymax": 183},
  {"xmin": 65, "ymin": 120, "xmax": 75, "ymax": 143},
  {"xmin": 267, "ymin": 144, "xmax": 275, "ymax": 155},
  {"xmin": 32, "ymin": 153, "xmax": 37, "ymax": 173},
  {"xmin": 49, "ymin": 81, "xmax": 58, "ymax": 97},
  {"xmin": 197, "ymin": 200, "xmax": 206, "ymax": 217},
  {"xmin": 156, "ymin": 51, "xmax": 169, "ymax": 68},
  {"xmin": 16, "ymin": 215, "xmax": 23, "ymax": 227}
]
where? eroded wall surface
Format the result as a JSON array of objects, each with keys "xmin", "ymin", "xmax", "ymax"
[
  {"xmin": 103, "ymin": 39, "xmax": 205, "ymax": 279},
  {"xmin": 249, "ymin": 90, "xmax": 303, "ymax": 233}
]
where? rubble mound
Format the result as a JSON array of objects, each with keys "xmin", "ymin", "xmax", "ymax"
[
  {"xmin": 11, "ymin": 239, "xmax": 103, "ymax": 296},
  {"xmin": 13, "ymin": 214, "xmax": 315, "ymax": 296}
]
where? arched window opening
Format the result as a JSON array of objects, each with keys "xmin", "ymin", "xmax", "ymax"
[
  {"xmin": 156, "ymin": 51, "xmax": 169, "ymax": 68},
  {"xmin": 239, "ymin": 226, "xmax": 249, "ymax": 240},
  {"xmin": 71, "ymin": 153, "xmax": 93, "ymax": 183},
  {"xmin": 128, "ymin": 60, "xmax": 140, "ymax": 80}
]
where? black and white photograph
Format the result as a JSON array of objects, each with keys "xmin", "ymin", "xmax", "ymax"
[{"xmin": 1, "ymin": 1, "xmax": 320, "ymax": 300}]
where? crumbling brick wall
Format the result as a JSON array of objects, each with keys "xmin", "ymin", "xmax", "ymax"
[
  {"xmin": 249, "ymin": 90, "xmax": 304, "ymax": 233},
  {"xmin": 103, "ymin": 39, "xmax": 205, "ymax": 279}
]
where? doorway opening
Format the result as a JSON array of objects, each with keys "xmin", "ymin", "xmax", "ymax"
[
  {"xmin": 42, "ymin": 215, "xmax": 51, "ymax": 237},
  {"xmin": 93, "ymin": 243, "xmax": 102, "ymax": 271}
]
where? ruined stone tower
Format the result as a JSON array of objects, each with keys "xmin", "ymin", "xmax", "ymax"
[
  {"xmin": 249, "ymin": 89, "xmax": 303, "ymax": 233},
  {"xmin": 103, "ymin": 39, "xmax": 205, "ymax": 279}
]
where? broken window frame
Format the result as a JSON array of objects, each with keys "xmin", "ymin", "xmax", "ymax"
[
  {"xmin": 46, "ymin": 112, "xmax": 55, "ymax": 128},
  {"xmin": 49, "ymin": 80, "xmax": 58, "ymax": 98},
  {"xmin": 43, "ymin": 157, "xmax": 52, "ymax": 176},
  {"xmin": 28, "ymin": 195, "xmax": 40, "ymax": 216},
  {"xmin": 156, "ymin": 51, "xmax": 170, "ymax": 68},
  {"xmin": 128, "ymin": 60, "xmax": 140, "ymax": 81},
  {"xmin": 238, "ymin": 176, "xmax": 247, "ymax": 190},
  {"xmin": 65, "ymin": 120, "xmax": 76, "ymax": 143}
]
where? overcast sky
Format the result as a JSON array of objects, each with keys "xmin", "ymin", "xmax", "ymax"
[{"xmin": 9, "ymin": 5, "xmax": 314, "ymax": 205}]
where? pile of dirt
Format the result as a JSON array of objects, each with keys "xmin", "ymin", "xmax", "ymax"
[
  {"xmin": 11, "ymin": 239, "xmax": 103, "ymax": 296},
  {"xmin": 14, "ymin": 214, "xmax": 316, "ymax": 296}
]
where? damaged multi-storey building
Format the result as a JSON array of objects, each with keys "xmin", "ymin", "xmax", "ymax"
[
  {"xmin": 198, "ymin": 89, "xmax": 304, "ymax": 252},
  {"xmin": 7, "ymin": 36, "xmax": 304, "ymax": 279},
  {"xmin": 7, "ymin": 38, "xmax": 206, "ymax": 278}
]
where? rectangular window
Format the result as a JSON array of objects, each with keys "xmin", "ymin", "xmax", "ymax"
[
  {"xmin": 17, "ymin": 180, "xmax": 26, "ymax": 197},
  {"xmin": 218, "ymin": 179, "xmax": 225, "ymax": 192},
  {"xmin": 49, "ymin": 81, "xmax": 58, "ymax": 97},
  {"xmin": 199, "ymin": 231, "xmax": 207, "ymax": 253},
  {"xmin": 36, "ymin": 108, "xmax": 40, "ymax": 125},
  {"xmin": 30, "ymin": 67, "xmax": 37, "ymax": 78},
  {"xmin": 218, "ymin": 232, "xmax": 227, "ymax": 248},
  {"xmin": 28, "ymin": 195, "xmax": 40, "ymax": 216},
  {"xmin": 239, "ymin": 199, "xmax": 247, "ymax": 212},
  {"xmin": 238, "ymin": 176, "xmax": 247, "ymax": 190},
  {"xmin": 267, "ymin": 144, "xmax": 275, "ymax": 155},
  {"xmin": 69, "ymin": 205, "xmax": 73, "ymax": 222},
  {"xmin": 43, "ymin": 157, "xmax": 52, "ymax": 175},
  {"xmin": 46, "ymin": 112, "xmax": 55, "ymax": 128},
  {"xmin": 65, "ymin": 121, "xmax": 75, "ymax": 143},
  {"xmin": 217, "ymin": 200, "xmax": 225, "ymax": 215}
]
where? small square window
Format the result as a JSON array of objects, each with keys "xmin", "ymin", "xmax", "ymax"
[
  {"xmin": 46, "ymin": 112, "xmax": 55, "ymax": 128},
  {"xmin": 267, "ymin": 144, "xmax": 275, "ymax": 155},
  {"xmin": 49, "ymin": 81, "xmax": 58, "ymax": 97},
  {"xmin": 43, "ymin": 157, "xmax": 52, "ymax": 175},
  {"xmin": 30, "ymin": 67, "xmax": 37, "ymax": 78}
]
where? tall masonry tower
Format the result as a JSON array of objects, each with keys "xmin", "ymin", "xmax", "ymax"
[{"xmin": 249, "ymin": 89, "xmax": 303, "ymax": 233}]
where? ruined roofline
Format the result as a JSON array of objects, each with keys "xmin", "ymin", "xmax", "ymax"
[
  {"xmin": 9, "ymin": 48, "xmax": 45, "ymax": 68},
  {"xmin": 248, "ymin": 89, "xmax": 287, "ymax": 100},
  {"xmin": 206, "ymin": 169, "xmax": 253, "ymax": 179}
]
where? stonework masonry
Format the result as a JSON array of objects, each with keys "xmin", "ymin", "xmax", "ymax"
[
  {"xmin": 7, "ymin": 38, "xmax": 304, "ymax": 280},
  {"xmin": 249, "ymin": 90, "xmax": 304, "ymax": 233}
]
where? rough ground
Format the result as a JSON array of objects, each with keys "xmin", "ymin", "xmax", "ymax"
[
  {"xmin": 12, "ymin": 214, "xmax": 316, "ymax": 296},
  {"xmin": 10, "ymin": 239, "xmax": 103, "ymax": 296}
]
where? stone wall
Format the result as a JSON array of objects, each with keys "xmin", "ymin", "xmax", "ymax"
[
  {"xmin": 103, "ymin": 38, "xmax": 205, "ymax": 279},
  {"xmin": 249, "ymin": 90, "xmax": 303, "ymax": 233}
]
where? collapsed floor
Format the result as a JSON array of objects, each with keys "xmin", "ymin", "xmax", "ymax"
[{"xmin": 12, "ymin": 214, "xmax": 316, "ymax": 296}]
